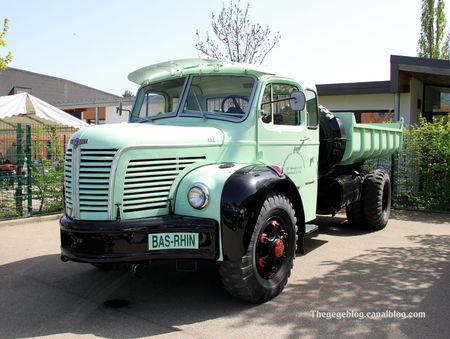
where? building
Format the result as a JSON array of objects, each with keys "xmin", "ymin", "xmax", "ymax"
[
  {"xmin": 317, "ymin": 55, "xmax": 450, "ymax": 126},
  {"xmin": 0, "ymin": 67, "xmax": 131, "ymax": 124},
  {"xmin": 2, "ymin": 55, "xmax": 448, "ymax": 127}
]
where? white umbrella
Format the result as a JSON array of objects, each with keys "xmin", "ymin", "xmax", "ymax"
[{"xmin": 0, "ymin": 92, "xmax": 89, "ymax": 129}]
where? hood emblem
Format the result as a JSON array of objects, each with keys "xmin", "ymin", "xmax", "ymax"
[{"xmin": 71, "ymin": 138, "xmax": 89, "ymax": 149}]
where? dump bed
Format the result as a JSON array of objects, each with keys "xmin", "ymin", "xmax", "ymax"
[{"xmin": 333, "ymin": 113, "xmax": 403, "ymax": 166}]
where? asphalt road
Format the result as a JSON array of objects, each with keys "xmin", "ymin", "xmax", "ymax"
[{"xmin": 0, "ymin": 210, "xmax": 448, "ymax": 339}]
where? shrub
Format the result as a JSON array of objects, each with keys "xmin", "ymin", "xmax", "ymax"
[{"xmin": 396, "ymin": 116, "xmax": 449, "ymax": 211}]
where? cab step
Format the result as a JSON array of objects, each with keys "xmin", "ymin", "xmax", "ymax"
[
  {"xmin": 298, "ymin": 224, "xmax": 319, "ymax": 255},
  {"xmin": 305, "ymin": 223, "xmax": 319, "ymax": 234}
]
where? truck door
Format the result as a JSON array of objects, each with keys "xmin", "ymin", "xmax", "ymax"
[{"xmin": 257, "ymin": 82, "xmax": 319, "ymax": 222}]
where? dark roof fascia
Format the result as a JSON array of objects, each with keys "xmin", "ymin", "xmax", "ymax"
[
  {"xmin": 390, "ymin": 55, "xmax": 450, "ymax": 92},
  {"xmin": 316, "ymin": 81, "xmax": 391, "ymax": 96},
  {"xmin": 56, "ymin": 98, "xmax": 135, "ymax": 110},
  {"xmin": 3, "ymin": 67, "xmax": 122, "ymax": 100}
]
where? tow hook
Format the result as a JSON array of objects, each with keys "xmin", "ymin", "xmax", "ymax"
[{"xmin": 131, "ymin": 263, "xmax": 144, "ymax": 278}]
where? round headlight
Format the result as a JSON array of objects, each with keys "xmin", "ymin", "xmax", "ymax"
[{"xmin": 188, "ymin": 184, "xmax": 209, "ymax": 209}]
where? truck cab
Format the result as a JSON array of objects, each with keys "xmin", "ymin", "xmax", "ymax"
[{"xmin": 60, "ymin": 59, "xmax": 402, "ymax": 303}]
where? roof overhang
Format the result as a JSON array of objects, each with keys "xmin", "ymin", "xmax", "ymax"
[
  {"xmin": 390, "ymin": 55, "xmax": 450, "ymax": 92},
  {"xmin": 316, "ymin": 81, "xmax": 391, "ymax": 96},
  {"xmin": 317, "ymin": 55, "xmax": 450, "ymax": 97}
]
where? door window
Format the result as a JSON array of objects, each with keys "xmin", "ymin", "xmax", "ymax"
[
  {"xmin": 261, "ymin": 83, "xmax": 300, "ymax": 125},
  {"xmin": 305, "ymin": 89, "xmax": 318, "ymax": 128}
]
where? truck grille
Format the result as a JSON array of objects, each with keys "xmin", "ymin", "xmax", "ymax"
[
  {"xmin": 78, "ymin": 149, "xmax": 117, "ymax": 212},
  {"xmin": 65, "ymin": 148, "xmax": 117, "ymax": 218},
  {"xmin": 64, "ymin": 148, "xmax": 206, "ymax": 220},
  {"xmin": 64, "ymin": 149, "xmax": 73, "ymax": 213},
  {"xmin": 123, "ymin": 156, "xmax": 206, "ymax": 213}
]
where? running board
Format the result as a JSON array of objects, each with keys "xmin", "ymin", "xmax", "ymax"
[
  {"xmin": 298, "ymin": 224, "xmax": 319, "ymax": 254},
  {"xmin": 305, "ymin": 224, "xmax": 319, "ymax": 234}
]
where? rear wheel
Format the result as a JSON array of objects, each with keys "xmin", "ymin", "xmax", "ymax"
[
  {"xmin": 219, "ymin": 193, "xmax": 297, "ymax": 303},
  {"xmin": 346, "ymin": 171, "xmax": 366, "ymax": 226},
  {"xmin": 362, "ymin": 170, "xmax": 391, "ymax": 230},
  {"xmin": 346, "ymin": 200, "xmax": 362, "ymax": 226}
]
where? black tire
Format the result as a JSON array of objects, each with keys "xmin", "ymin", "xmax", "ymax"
[
  {"xmin": 346, "ymin": 171, "xmax": 366, "ymax": 226},
  {"xmin": 318, "ymin": 105, "xmax": 347, "ymax": 177},
  {"xmin": 361, "ymin": 170, "xmax": 391, "ymax": 230},
  {"xmin": 219, "ymin": 193, "xmax": 297, "ymax": 303},
  {"xmin": 346, "ymin": 200, "xmax": 362, "ymax": 226}
]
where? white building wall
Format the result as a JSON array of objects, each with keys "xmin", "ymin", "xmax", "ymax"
[
  {"xmin": 105, "ymin": 104, "xmax": 133, "ymax": 124},
  {"xmin": 399, "ymin": 92, "xmax": 412, "ymax": 126},
  {"xmin": 408, "ymin": 77, "xmax": 423, "ymax": 126},
  {"xmin": 318, "ymin": 93, "xmax": 395, "ymax": 111}
]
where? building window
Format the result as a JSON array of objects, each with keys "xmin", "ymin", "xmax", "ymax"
[
  {"xmin": 424, "ymin": 85, "xmax": 450, "ymax": 121},
  {"xmin": 9, "ymin": 87, "xmax": 32, "ymax": 95}
]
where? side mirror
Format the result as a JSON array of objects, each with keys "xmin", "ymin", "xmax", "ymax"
[
  {"xmin": 116, "ymin": 101, "xmax": 123, "ymax": 116},
  {"xmin": 260, "ymin": 110, "xmax": 272, "ymax": 123},
  {"xmin": 290, "ymin": 91, "xmax": 306, "ymax": 111}
]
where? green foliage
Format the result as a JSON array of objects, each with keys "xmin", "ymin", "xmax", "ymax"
[
  {"xmin": 0, "ymin": 18, "xmax": 12, "ymax": 70},
  {"xmin": 417, "ymin": 0, "xmax": 450, "ymax": 59},
  {"xmin": 31, "ymin": 125, "xmax": 65, "ymax": 214},
  {"xmin": 122, "ymin": 89, "xmax": 134, "ymax": 98},
  {"xmin": 0, "ymin": 197, "xmax": 19, "ymax": 219},
  {"xmin": 363, "ymin": 116, "xmax": 449, "ymax": 211},
  {"xmin": 396, "ymin": 116, "xmax": 449, "ymax": 210},
  {"xmin": 195, "ymin": 0, "xmax": 281, "ymax": 64}
]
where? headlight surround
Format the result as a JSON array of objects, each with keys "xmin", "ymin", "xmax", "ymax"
[{"xmin": 188, "ymin": 184, "xmax": 209, "ymax": 209}]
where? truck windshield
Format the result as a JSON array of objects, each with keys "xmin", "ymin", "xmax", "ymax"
[
  {"xmin": 130, "ymin": 77, "xmax": 186, "ymax": 122},
  {"xmin": 182, "ymin": 75, "xmax": 255, "ymax": 121},
  {"xmin": 130, "ymin": 75, "xmax": 255, "ymax": 122}
]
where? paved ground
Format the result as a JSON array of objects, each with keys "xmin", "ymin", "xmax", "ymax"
[{"xmin": 0, "ymin": 210, "xmax": 448, "ymax": 339}]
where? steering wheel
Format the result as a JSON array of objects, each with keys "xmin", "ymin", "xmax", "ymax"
[{"xmin": 221, "ymin": 95, "xmax": 249, "ymax": 114}]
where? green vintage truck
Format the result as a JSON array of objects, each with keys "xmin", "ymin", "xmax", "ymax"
[{"xmin": 60, "ymin": 59, "xmax": 403, "ymax": 303}]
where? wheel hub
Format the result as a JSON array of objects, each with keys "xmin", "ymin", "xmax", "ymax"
[
  {"xmin": 274, "ymin": 240, "xmax": 285, "ymax": 258},
  {"xmin": 256, "ymin": 219, "xmax": 288, "ymax": 277}
]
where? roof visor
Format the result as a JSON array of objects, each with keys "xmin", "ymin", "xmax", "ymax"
[
  {"xmin": 128, "ymin": 58, "xmax": 274, "ymax": 85},
  {"xmin": 129, "ymin": 59, "xmax": 225, "ymax": 85}
]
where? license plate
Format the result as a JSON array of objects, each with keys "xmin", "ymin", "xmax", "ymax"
[{"xmin": 148, "ymin": 232, "xmax": 199, "ymax": 250}]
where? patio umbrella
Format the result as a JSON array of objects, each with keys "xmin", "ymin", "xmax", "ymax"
[{"xmin": 0, "ymin": 92, "xmax": 89, "ymax": 129}]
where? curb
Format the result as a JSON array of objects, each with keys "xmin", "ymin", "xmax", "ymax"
[{"xmin": 0, "ymin": 214, "xmax": 62, "ymax": 228}]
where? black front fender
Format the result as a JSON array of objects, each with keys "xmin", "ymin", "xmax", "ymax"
[{"xmin": 220, "ymin": 164, "xmax": 302, "ymax": 262}]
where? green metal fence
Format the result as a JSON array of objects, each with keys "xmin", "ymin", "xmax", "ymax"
[{"xmin": 0, "ymin": 122, "xmax": 76, "ymax": 220}]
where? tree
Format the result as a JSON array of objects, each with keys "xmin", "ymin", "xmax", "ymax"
[
  {"xmin": 417, "ymin": 0, "xmax": 450, "ymax": 59},
  {"xmin": 195, "ymin": 0, "xmax": 280, "ymax": 65},
  {"xmin": 122, "ymin": 89, "xmax": 134, "ymax": 98},
  {"xmin": 0, "ymin": 18, "xmax": 13, "ymax": 70}
]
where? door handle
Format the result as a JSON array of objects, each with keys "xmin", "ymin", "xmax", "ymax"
[{"xmin": 300, "ymin": 136, "xmax": 310, "ymax": 142}]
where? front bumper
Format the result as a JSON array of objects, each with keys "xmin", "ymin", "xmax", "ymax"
[{"xmin": 60, "ymin": 215, "xmax": 219, "ymax": 263}]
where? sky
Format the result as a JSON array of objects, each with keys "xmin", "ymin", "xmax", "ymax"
[{"xmin": 1, "ymin": 0, "xmax": 445, "ymax": 97}]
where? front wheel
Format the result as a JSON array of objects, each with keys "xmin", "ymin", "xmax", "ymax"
[{"xmin": 219, "ymin": 193, "xmax": 297, "ymax": 303}]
